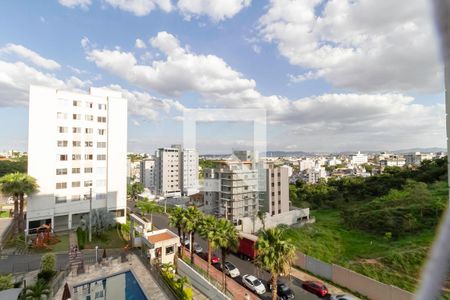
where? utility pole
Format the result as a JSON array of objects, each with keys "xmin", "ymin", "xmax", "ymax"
[{"xmin": 89, "ymin": 188, "xmax": 92, "ymax": 242}]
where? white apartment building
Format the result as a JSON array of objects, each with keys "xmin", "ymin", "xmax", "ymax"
[
  {"xmin": 379, "ymin": 155, "xmax": 406, "ymax": 167},
  {"xmin": 351, "ymin": 151, "xmax": 368, "ymax": 165},
  {"xmin": 264, "ymin": 164, "xmax": 290, "ymax": 216},
  {"xmin": 302, "ymin": 167, "xmax": 327, "ymax": 184},
  {"xmin": 181, "ymin": 149, "xmax": 199, "ymax": 196},
  {"xmin": 298, "ymin": 158, "xmax": 314, "ymax": 171},
  {"xmin": 140, "ymin": 158, "xmax": 156, "ymax": 192},
  {"xmin": 27, "ymin": 85, "xmax": 127, "ymax": 232},
  {"xmin": 155, "ymin": 147, "xmax": 181, "ymax": 197}
]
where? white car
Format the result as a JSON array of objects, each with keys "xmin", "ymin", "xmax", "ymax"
[
  {"xmin": 224, "ymin": 261, "xmax": 240, "ymax": 278},
  {"xmin": 193, "ymin": 242, "xmax": 203, "ymax": 254},
  {"xmin": 330, "ymin": 295, "xmax": 355, "ymax": 300},
  {"xmin": 242, "ymin": 274, "xmax": 266, "ymax": 295}
]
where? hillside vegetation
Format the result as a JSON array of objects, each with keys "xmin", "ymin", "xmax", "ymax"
[{"xmin": 287, "ymin": 157, "xmax": 449, "ymax": 293}]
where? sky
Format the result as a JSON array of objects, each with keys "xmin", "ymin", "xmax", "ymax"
[{"xmin": 0, "ymin": 0, "xmax": 446, "ymax": 154}]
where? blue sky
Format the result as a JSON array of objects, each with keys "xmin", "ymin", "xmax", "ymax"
[{"xmin": 0, "ymin": 0, "xmax": 446, "ymax": 154}]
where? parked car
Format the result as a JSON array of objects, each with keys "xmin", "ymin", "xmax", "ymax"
[
  {"xmin": 242, "ymin": 274, "xmax": 266, "ymax": 295},
  {"xmin": 223, "ymin": 261, "xmax": 240, "ymax": 278},
  {"xmin": 268, "ymin": 281, "xmax": 294, "ymax": 299},
  {"xmin": 302, "ymin": 281, "xmax": 328, "ymax": 297},
  {"xmin": 199, "ymin": 252, "xmax": 220, "ymax": 264},
  {"xmin": 330, "ymin": 295, "xmax": 355, "ymax": 300},
  {"xmin": 192, "ymin": 242, "xmax": 203, "ymax": 254}
]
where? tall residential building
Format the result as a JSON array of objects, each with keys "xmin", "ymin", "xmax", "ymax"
[
  {"xmin": 27, "ymin": 85, "xmax": 127, "ymax": 232},
  {"xmin": 204, "ymin": 160, "xmax": 259, "ymax": 225},
  {"xmin": 154, "ymin": 146, "xmax": 199, "ymax": 197},
  {"xmin": 155, "ymin": 147, "xmax": 181, "ymax": 197},
  {"xmin": 262, "ymin": 164, "xmax": 290, "ymax": 216},
  {"xmin": 180, "ymin": 148, "xmax": 199, "ymax": 196},
  {"xmin": 140, "ymin": 157, "xmax": 156, "ymax": 192}
]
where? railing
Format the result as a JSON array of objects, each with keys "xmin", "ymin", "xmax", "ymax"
[{"xmin": 50, "ymin": 263, "xmax": 71, "ymax": 297}]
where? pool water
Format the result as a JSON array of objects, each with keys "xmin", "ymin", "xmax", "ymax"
[{"xmin": 73, "ymin": 271, "xmax": 148, "ymax": 300}]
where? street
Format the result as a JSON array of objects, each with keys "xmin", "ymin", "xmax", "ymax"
[{"xmin": 149, "ymin": 212, "xmax": 323, "ymax": 300}]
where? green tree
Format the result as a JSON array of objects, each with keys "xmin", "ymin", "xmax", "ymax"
[
  {"xmin": 0, "ymin": 274, "xmax": 13, "ymax": 291},
  {"xmin": 0, "ymin": 157, "xmax": 27, "ymax": 177},
  {"xmin": 90, "ymin": 208, "xmax": 115, "ymax": 237},
  {"xmin": 40, "ymin": 253, "xmax": 56, "ymax": 272},
  {"xmin": 210, "ymin": 218, "xmax": 238, "ymax": 291},
  {"xmin": 182, "ymin": 206, "xmax": 203, "ymax": 263},
  {"xmin": 137, "ymin": 198, "xmax": 163, "ymax": 231},
  {"xmin": 127, "ymin": 182, "xmax": 144, "ymax": 201},
  {"xmin": 198, "ymin": 215, "xmax": 219, "ymax": 277},
  {"xmin": 169, "ymin": 207, "xmax": 187, "ymax": 257},
  {"xmin": 256, "ymin": 228, "xmax": 296, "ymax": 300},
  {"xmin": 0, "ymin": 173, "xmax": 39, "ymax": 233},
  {"xmin": 22, "ymin": 279, "xmax": 50, "ymax": 300}
]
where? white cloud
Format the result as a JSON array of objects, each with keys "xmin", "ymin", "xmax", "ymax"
[
  {"xmin": 0, "ymin": 60, "xmax": 88, "ymax": 106},
  {"xmin": 252, "ymin": 44, "xmax": 261, "ymax": 54},
  {"xmin": 39, "ymin": 16, "xmax": 46, "ymax": 23},
  {"xmin": 258, "ymin": 0, "xmax": 443, "ymax": 93},
  {"xmin": 135, "ymin": 38, "xmax": 146, "ymax": 49},
  {"xmin": 0, "ymin": 44, "xmax": 61, "ymax": 70},
  {"xmin": 81, "ymin": 37, "xmax": 90, "ymax": 49},
  {"xmin": 84, "ymin": 31, "xmax": 445, "ymax": 150},
  {"xmin": 105, "ymin": 84, "xmax": 185, "ymax": 120},
  {"xmin": 58, "ymin": 0, "xmax": 92, "ymax": 9},
  {"xmin": 103, "ymin": 0, "xmax": 173, "ymax": 16},
  {"xmin": 177, "ymin": 0, "xmax": 251, "ymax": 22}
]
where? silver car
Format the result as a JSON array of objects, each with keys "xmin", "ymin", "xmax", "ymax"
[{"xmin": 330, "ymin": 295, "xmax": 355, "ymax": 300}]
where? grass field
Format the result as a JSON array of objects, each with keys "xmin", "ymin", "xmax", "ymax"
[
  {"xmin": 285, "ymin": 181, "xmax": 448, "ymax": 292},
  {"xmin": 84, "ymin": 227, "xmax": 127, "ymax": 249},
  {"xmin": 0, "ymin": 211, "xmax": 10, "ymax": 218}
]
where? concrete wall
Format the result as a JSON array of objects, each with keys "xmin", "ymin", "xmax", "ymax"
[
  {"xmin": 239, "ymin": 209, "xmax": 310, "ymax": 233},
  {"xmin": 177, "ymin": 258, "xmax": 230, "ymax": 300},
  {"xmin": 293, "ymin": 254, "xmax": 414, "ymax": 300}
]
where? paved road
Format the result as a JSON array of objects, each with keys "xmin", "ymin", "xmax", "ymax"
[{"xmin": 149, "ymin": 212, "xmax": 322, "ymax": 300}]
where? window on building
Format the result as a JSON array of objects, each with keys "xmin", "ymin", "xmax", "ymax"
[
  {"xmin": 85, "ymin": 141, "xmax": 93, "ymax": 147},
  {"xmin": 72, "ymin": 127, "xmax": 81, "ymax": 133},
  {"xmin": 72, "ymin": 181, "xmax": 81, "ymax": 188},
  {"xmin": 98, "ymin": 129, "xmax": 106, "ymax": 135},
  {"xmin": 97, "ymin": 116, "xmax": 107, "ymax": 123},
  {"xmin": 56, "ymin": 168, "xmax": 67, "ymax": 175},
  {"xmin": 72, "ymin": 195, "xmax": 81, "ymax": 201},
  {"xmin": 165, "ymin": 245, "xmax": 175, "ymax": 255},
  {"xmin": 73, "ymin": 100, "xmax": 81, "ymax": 107},
  {"xmin": 83, "ymin": 194, "xmax": 92, "ymax": 200},
  {"xmin": 72, "ymin": 154, "xmax": 81, "ymax": 161},
  {"xmin": 58, "ymin": 154, "xmax": 68, "ymax": 161},
  {"xmin": 55, "ymin": 196, "xmax": 67, "ymax": 203},
  {"xmin": 56, "ymin": 182, "xmax": 67, "ymax": 189},
  {"xmin": 86, "ymin": 102, "xmax": 93, "ymax": 108},
  {"xmin": 96, "ymin": 193, "xmax": 106, "ymax": 200},
  {"xmin": 85, "ymin": 128, "xmax": 93, "ymax": 134},
  {"xmin": 98, "ymin": 103, "xmax": 107, "ymax": 110},
  {"xmin": 72, "ymin": 141, "xmax": 81, "ymax": 147},
  {"xmin": 110, "ymin": 209, "xmax": 125, "ymax": 217},
  {"xmin": 271, "ymin": 192, "xmax": 275, "ymax": 196},
  {"xmin": 57, "ymin": 126, "xmax": 68, "ymax": 133},
  {"xmin": 85, "ymin": 154, "xmax": 93, "ymax": 160},
  {"xmin": 72, "ymin": 168, "xmax": 81, "ymax": 174},
  {"xmin": 57, "ymin": 140, "xmax": 68, "ymax": 147},
  {"xmin": 72, "ymin": 114, "xmax": 81, "ymax": 120},
  {"xmin": 278, "ymin": 191, "xmax": 281, "ymax": 195},
  {"xmin": 84, "ymin": 167, "xmax": 93, "ymax": 173},
  {"xmin": 85, "ymin": 115, "xmax": 94, "ymax": 121},
  {"xmin": 97, "ymin": 154, "xmax": 106, "ymax": 161},
  {"xmin": 97, "ymin": 142, "xmax": 107, "ymax": 148},
  {"xmin": 84, "ymin": 180, "xmax": 92, "ymax": 187},
  {"xmin": 57, "ymin": 112, "xmax": 67, "ymax": 119}
]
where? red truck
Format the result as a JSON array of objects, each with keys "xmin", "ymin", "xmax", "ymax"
[{"xmin": 236, "ymin": 232, "xmax": 258, "ymax": 260}]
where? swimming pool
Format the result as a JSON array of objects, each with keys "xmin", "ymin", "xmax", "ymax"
[{"xmin": 73, "ymin": 270, "xmax": 148, "ymax": 300}]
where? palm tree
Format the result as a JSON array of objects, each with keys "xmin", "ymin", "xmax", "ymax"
[
  {"xmin": 256, "ymin": 227, "xmax": 296, "ymax": 300},
  {"xmin": 0, "ymin": 173, "xmax": 39, "ymax": 234},
  {"xmin": 183, "ymin": 206, "xmax": 203, "ymax": 263},
  {"xmin": 198, "ymin": 215, "xmax": 219, "ymax": 277},
  {"xmin": 169, "ymin": 207, "xmax": 186, "ymax": 256},
  {"xmin": 22, "ymin": 279, "xmax": 50, "ymax": 300},
  {"xmin": 210, "ymin": 218, "xmax": 238, "ymax": 292},
  {"xmin": 136, "ymin": 198, "xmax": 162, "ymax": 231}
]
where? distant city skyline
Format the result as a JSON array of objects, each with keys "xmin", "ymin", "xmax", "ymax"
[{"xmin": 0, "ymin": 0, "xmax": 446, "ymax": 153}]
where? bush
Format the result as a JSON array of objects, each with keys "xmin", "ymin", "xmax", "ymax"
[
  {"xmin": 0, "ymin": 274, "xmax": 13, "ymax": 291},
  {"xmin": 40, "ymin": 253, "xmax": 56, "ymax": 273},
  {"xmin": 37, "ymin": 270, "xmax": 56, "ymax": 281}
]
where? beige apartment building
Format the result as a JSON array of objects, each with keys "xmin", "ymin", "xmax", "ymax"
[{"xmin": 263, "ymin": 164, "xmax": 290, "ymax": 216}]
